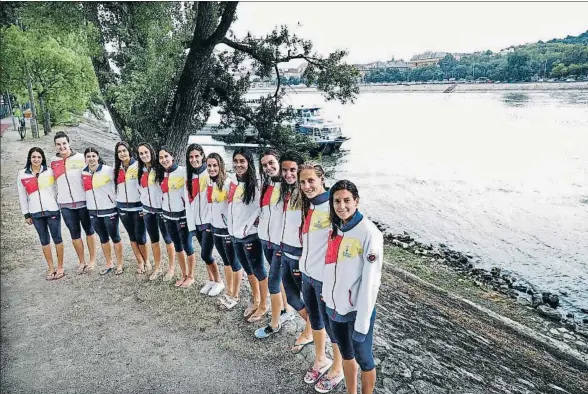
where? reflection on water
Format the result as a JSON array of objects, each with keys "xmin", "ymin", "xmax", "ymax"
[
  {"xmin": 196, "ymin": 90, "xmax": 588, "ymax": 313},
  {"xmin": 502, "ymin": 92, "xmax": 530, "ymax": 107}
]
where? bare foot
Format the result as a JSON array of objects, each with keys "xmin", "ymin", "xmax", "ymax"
[
  {"xmin": 136, "ymin": 263, "xmax": 145, "ymax": 274},
  {"xmin": 145, "ymin": 261, "xmax": 152, "ymax": 274},
  {"xmin": 180, "ymin": 277, "xmax": 194, "ymax": 288},
  {"xmin": 149, "ymin": 269, "xmax": 161, "ymax": 281},
  {"xmin": 175, "ymin": 276, "xmax": 186, "ymax": 287}
]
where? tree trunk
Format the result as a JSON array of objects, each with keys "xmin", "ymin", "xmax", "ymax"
[
  {"xmin": 38, "ymin": 93, "xmax": 52, "ymax": 135},
  {"xmin": 26, "ymin": 67, "xmax": 39, "ymax": 139}
]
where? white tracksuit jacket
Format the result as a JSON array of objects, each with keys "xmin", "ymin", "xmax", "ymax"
[
  {"xmin": 82, "ymin": 164, "xmax": 117, "ymax": 217},
  {"xmin": 49, "ymin": 152, "xmax": 86, "ymax": 208},
  {"xmin": 299, "ymin": 191, "xmax": 331, "ymax": 282},
  {"xmin": 17, "ymin": 166, "xmax": 59, "ymax": 218},
  {"xmin": 322, "ymin": 211, "xmax": 383, "ymax": 341}
]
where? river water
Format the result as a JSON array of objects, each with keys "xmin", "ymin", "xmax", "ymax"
[{"xmin": 196, "ymin": 89, "xmax": 588, "ymax": 312}]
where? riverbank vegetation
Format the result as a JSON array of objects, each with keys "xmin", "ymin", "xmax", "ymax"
[{"xmin": 365, "ymin": 31, "xmax": 588, "ymax": 84}]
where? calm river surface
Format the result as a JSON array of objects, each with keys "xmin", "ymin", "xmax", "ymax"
[{"xmin": 197, "ymin": 90, "xmax": 588, "ymax": 312}]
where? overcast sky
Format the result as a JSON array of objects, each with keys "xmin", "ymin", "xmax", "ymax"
[{"xmin": 230, "ymin": 2, "xmax": 588, "ymax": 64}]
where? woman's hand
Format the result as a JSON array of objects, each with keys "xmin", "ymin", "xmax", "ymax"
[{"xmin": 25, "ymin": 218, "xmax": 33, "ymax": 225}]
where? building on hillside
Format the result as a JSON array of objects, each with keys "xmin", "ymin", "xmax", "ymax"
[
  {"xmin": 409, "ymin": 52, "xmax": 448, "ymax": 67},
  {"xmin": 353, "ymin": 60, "xmax": 412, "ymax": 78},
  {"xmin": 278, "ymin": 62, "xmax": 308, "ymax": 79},
  {"xmin": 498, "ymin": 47, "xmax": 515, "ymax": 56}
]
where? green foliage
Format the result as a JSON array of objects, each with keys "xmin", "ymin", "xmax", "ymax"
[{"xmin": 365, "ymin": 30, "xmax": 588, "ymax": 83}]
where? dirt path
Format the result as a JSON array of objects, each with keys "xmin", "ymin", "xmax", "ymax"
[{"xmin": 1, "ymin": 124, "xmax": 587, "ymax": 394}]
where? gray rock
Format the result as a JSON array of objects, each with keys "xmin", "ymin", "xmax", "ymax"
[
  {"xmin": 576, "ymin": 328, "xmax": 588, "ymax": 339},
  {"xmin": 574, "ymin": 340, "xmax": 588, "ymax": 350},
  {"xmin": 531, "ymin": 293, "xmax": 544, "ymax": 308},
  {"xmin": 537, "ymin": 305, "xmax": 562, "ymax": 321},
  {"xmin": 516, "ymin": 297, "xmax": 531, "ymax": 306},
  {"xmin": 413, "ymin": 379, "xmax": 441, "ymax": 394},
  {"xmin": 542, "ymin": 292, "xmax": 560, "ymax": 309}
]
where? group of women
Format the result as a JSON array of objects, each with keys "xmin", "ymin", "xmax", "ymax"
[{"xmin": 17, "ymin": 131, "xmax": 383, "ymax": 394}]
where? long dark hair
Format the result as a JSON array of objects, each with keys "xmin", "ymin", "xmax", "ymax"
[
  {"xmin": 233, "ymin": 148, "xmax": 257, "ymax": 204},
  {"xmin": 136, "ymin": 142, "xmax": 158, "ymax": 182},
  {"xmin": 259, "ymin": 148, "xmax": 280, "ymax": 207},
  {"xmin": 155, "ymin": 146, "xmax": 175, "ymax": 183},
  {"xmin": 25, "ymin": 147, "xmax": 47, "ymax": 171},
  {"xmin": 279, "ymin": 150, "xmax": 304, "ymax": 206},
  {"xmin": 329, "ymin": 179, "xmax": 360, "ymax": 238},
  {"xmin": 207, "ymin": 152, "xmax": 227, "ymax": 191},
  {"xmin": 298, "ymin": 161, "xmax": 327, "ymax": 233},
  {"xmin": 84, "ymin": 147, "xmax": 106, "ymax": 166},
  {"xmin": 186, "ymin": 143, "xmax": 206, "ymax": 197},
  {"xmin": 114, "ymin": 141, "xmax": 134, "ymax": 193}
]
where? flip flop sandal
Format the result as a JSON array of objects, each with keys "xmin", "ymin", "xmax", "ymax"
[
  {"xmin": 291, "ymin": 339, "xmax": 314, "ymax": 354},
  {"xmin": 247, "ymin": 309, "xmax": 268, "ymax": 323},
  {"xmin": 162, "ymin": 272, "xmax": 175, "ymax": 282},
  {"xmin": 54, "ymin": 271, "xmax": 66, "ymax": 280},
  {"xmin": 243, "ymin": 304, "xmax": 258, "ymax": 318},
  {"xmin": 76, "ymin": 264, "xmax": 87, "ymax": 275},
  {"xmin": 84, "ymin": 265, "xmax": 95, "ymax": 273},
  {"xmin": 175, "ymin": 277, "xmax": 186, "ymax": 287},
  {"xmin": 100, "ymin": 267, "xmax": 114, "ymax": 276},
  {"xmin": 115, "ymin": 267, "xmax": 124, "ymax": 275},
  {"xmin": 224, "ymin": 297, "xmax": 239, "ymax": 310},
  {"xmin": 149, "ymin": 270, "xmax": 162, "ymax": 281},
  {"xmin": 45, "ymin": 271, "xmax": 56, "ymax": 281},
  {"xmin": 304, "ymin": 360, "xmax": 333, "ymax": 384},
  {"xmin": 314, "ymin": 372, "xmax": 344, "ymax": 393}
]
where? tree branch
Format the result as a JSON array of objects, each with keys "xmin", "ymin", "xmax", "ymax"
[
  {"xmin": 221, "ymin": 37, "xmax": 323, "ymax": 68},
  {"xmin": 274, "ymin": 64, "xmax": 280, "ymax": 98},
  {"xmin": 205, "ymin": 2, "xmax": 238, "ymax": 45}
]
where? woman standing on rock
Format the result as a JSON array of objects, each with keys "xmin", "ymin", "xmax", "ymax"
[
  {"xmin": 114, "ymin": 141, "xmax": 151, "ymax": 275},
  {"xmin": 255, "ymin": 149, "xmax": 295, "ymax": 339},
  {"xmin": 82, "ymin": 147, "xmax": 124, "ymax": 275},
  {"xmin": 206, "ymin": 153, "xmax": 243, "ymax": 309},
  {"xmin": 50, "ymin": 131, "xmax": 97, "ymax": 275},
  {"xmin": 228, "ymin": 148, "xmax": 268, "ymax": 322},
  {"xmin": 323, "ymin": 180, "xmax": 383, "ymax": 394},
  {"xmin": 275, "ymin": 151, "xmax": 315, "ymax": 350},
  {"xmin": 137, "ymin": 143, "xmax": 175, "ymax": 281},
  {"xmin": 17, "ymin": 147, "xmax": 65, "ymax": 280},
  {"xmin": 298, "ymin": 161, "xmax": 345, "ymax": 393},
  {"xmin": 156, "ymin": 146, "xmax": 196, "ymax": 288},
  {"xmin": 186, "ymin": 144, "xmax": 225, "ymax": 296}
]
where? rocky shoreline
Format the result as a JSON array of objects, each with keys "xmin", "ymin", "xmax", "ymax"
[{"xmin": 373, "ymin": 220, "xmax": 588, "ymax": 354}]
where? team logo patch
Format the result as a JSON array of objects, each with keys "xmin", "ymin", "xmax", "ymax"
[{"xmin": 367, "ymin": 253, "xmax": 377, "ymax": 262}]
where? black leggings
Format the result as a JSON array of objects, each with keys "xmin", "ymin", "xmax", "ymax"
[
  {"xmin": 213, "ymin": 235, "xmax": 242, "ymax": 272},
  {"xmin": 119, "ymin": 209, "xmax": 147, "ymax": 245},
  {"xmin": 194, "ymin": 228, "xmax": 215, "ymax": 265}
]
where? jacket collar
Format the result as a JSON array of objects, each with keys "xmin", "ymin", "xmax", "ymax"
[
  {"xmin": 25, "ymin": 164, "xmax": 47, "ymax": 175},
  {"xmin": 122, "ymin": 158, "xmax": 136, "ymax": 170},
  {"xmin": 337, "ymin": 210, "xmax": 363, "ymax": 232},
  {"xmin": 165, "ymin": 163, "xmax": 178, "ymax": 173},
  {"xmin": 310, "ymin": 190, "xmax": 329, "ymax": 205},
  {"xmin": 56, "ymin": 150, "xmax": 75, "ymax": 159},
  {"xmin": 83, "ymin": 163, "xmax": 103, "ymax": 173},
  {"xmin": 195, "ymin": 162, "xmax": 207, "ymax": 175}
]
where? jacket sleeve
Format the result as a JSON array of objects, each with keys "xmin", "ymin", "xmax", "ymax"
[
  {"xmin": 184, "ymin": 185, "xmax": 196, "ymax": 232},
  {"xmin": 352, "ymin": 228, "xmax": 384, "ymax": 342},
  {"xmin": 16, "ymin": 172, "xmax": 30, "ymax": 218}
]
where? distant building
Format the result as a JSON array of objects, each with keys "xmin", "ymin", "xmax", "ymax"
[
  {"xmin": 278, "ymin": 62, "xmax": 308, "ymax": 79},
  {"xmin": 498, "ymin": 47, "xmax": 515, "ymax": 56},
  {"xmin": 409, "ymin": 51, "xmax": 448, "ymax": 68},
  {"xmin": 353, "ymin": 60, "xmax": 412, "ymax": 78}
]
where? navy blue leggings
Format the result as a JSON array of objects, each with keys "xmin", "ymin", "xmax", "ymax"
[
  {"xmin": 281, "ymin": 254, "xmax": 305, "ymax": 311},
  {"xmin": 32, "ymin": 213, "xmax": 63, "ymax": 246},
  {"xmin": 195, "ymin": 228, "xmax": 215, "ymax": 265},
  {"xmin": 118, "ymin": 209, "xmax": 147, "ymax": 245},
  {"xmin": 262, "ymin": 242, "xmax": 282, "ymax": 294},
  {"xmin": 213, "ymin": 235, "xmax": 242, "ymax": 272},
  {"xmin": 91, "ymin": 214, "xmax": 121, "ymax": 244},
  {"xmin": 329, "ymin": 309, "xmax": 377, "ymax": 371},
  {"xmin": 301, "ymin": 273, "xmax": 336, "ymax": 342},
  {"xmin": 141, "ymin": 211, "xmax": 172, "ymax": 245},
  {"xmin": 164, "ymin": 217, "xmax": 194, "ymax": 256},
  {"xmin": 61, "ymin": 207, "xmax": 95, "ymax": 239},
  {"xmin": 233, "ymin": 237, "xmax": 267, "ymax": 281}
]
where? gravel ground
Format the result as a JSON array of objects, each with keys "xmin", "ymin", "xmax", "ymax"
[{"xmin": 1, "ymin": 124, "xmax": 586, "ymax": 394}]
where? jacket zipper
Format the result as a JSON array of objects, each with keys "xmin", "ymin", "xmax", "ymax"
[
  {"xmin": 145, "ymin": 168, "xmax": 153, "ymax": 211},
  {"xmin": 36, "ymin": 173, "xmax": 45, "ymax": 216},
  {"xmin": 91, "ymin": 171, "xmax": 99, "ymax": 213},
  {"xmin": 63, "ymin": 156, "xmax": 75, "ymax": 205},
  {"xmin": 303, "ymin": 204, "xmax": 312, "ymax": 273},
  {"xmin": 331, "ymin": 233, "xmax": 344, "ymax": 317},
  {"xmin": 123, "ymin": 167, "xmax": 129, "ymax": 205},
  {"xmin": 196, "ymin": 175, "xmax": 203, "ymax": 225}
]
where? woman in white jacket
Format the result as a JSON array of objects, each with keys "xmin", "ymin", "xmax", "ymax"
[
  {"xmin": 298, "ymin": 161, "xmax": 344, "ymax": 393},
  {"xmin": 186, "ymin": 143, "xmax": 224, "ymax": 296},
  {"xmin": 82, "ymin": 147, "xmax": 123, "ymax": 275},
  {"xmin": 114, "ymin": 141, "xmax": 151, "ymax": 274},
  {"xmin": 323, "ymin": 180, "xmax": 383, "ymax": 394},
  {"xmin": 17, "ymin": 147, "xmax": 64, "ymax": 280},
  {"xmin": 156, "ymin": 146, "xmax": 196, "ymax": 288}
]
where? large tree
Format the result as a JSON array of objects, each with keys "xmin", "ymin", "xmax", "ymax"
[{"xmin": 15, "ymin": 1, "xmax": 359, "ymax": 156}]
